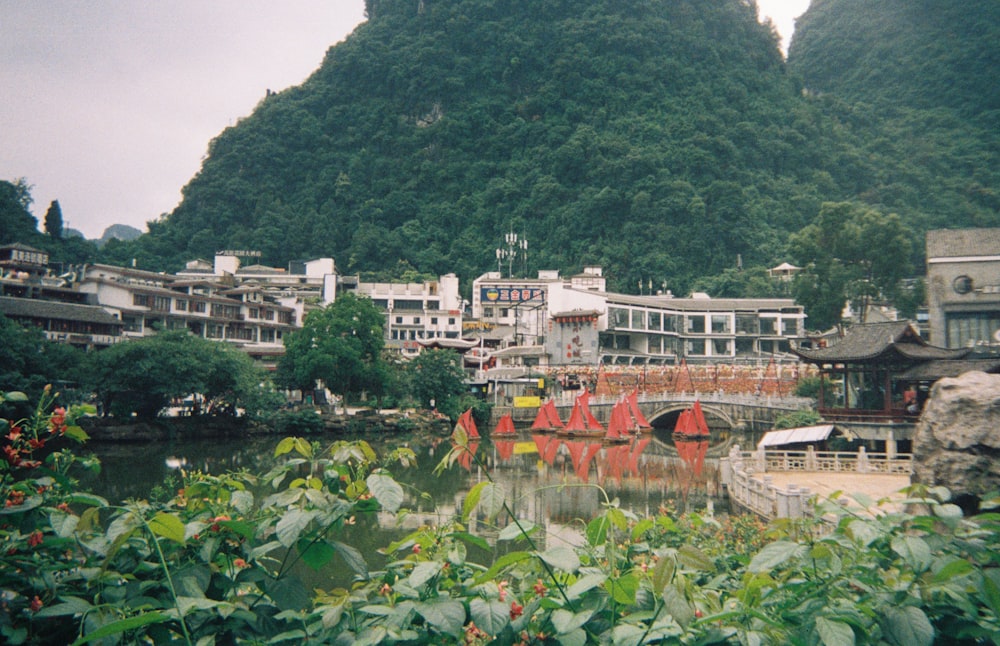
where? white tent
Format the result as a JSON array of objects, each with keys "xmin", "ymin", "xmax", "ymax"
[{"xmin": 757, "ymin": 424, "xmax": 836, "ymax": 449}]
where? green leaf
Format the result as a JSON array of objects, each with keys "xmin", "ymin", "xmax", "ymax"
[
  {"xmin": 474, "ymin": 482, "xmax": 505, "ymax": 521},
  {"xmin": 816, "ymin": 617, "xmax": 855, "ymax": 646},
  {"xmin": 4, "ymin": 391, "xmax": 29, "ymax": 402},
  {"xmin": 652, "ymin": 554, "xmax": 676, "ymax": 595},
  {"xmin": 274, "ymin": 437, "xmax": 296, "ymax": 456},
  {"xmin": 409, "ymin": 561, "xmax": 443, "ymax": 588},
  {"xmin": 555, "ymin": 628, "xmax": 587, "ymax": 646},
  {"xmin": 883, "ymin": 606, "xmax": 933, "ymax": 646},
  {"xmin": 565, "ymin": 572, "xmax": 607, "ymax": 600},
  {"xmin": 63, "ymin": 425, "xmax": 89, "ymax": 442},
  {"xmin": 469, "ymin": 598, "xmax": 510, "ymax": 636},
  {"xmin": 415, "ymin": 598, "xmax": 466, "ymax": 637},
  {"xmin": 334, "ymin": 541, "xmax": 369, "ymax": 577},
  {"xmin": 585, "ymin": 515, "xmax": 610, "ymax": 547},
  {"xmin": 66, "ymin": 492, "xmax": 109, "ymax": 508},
  {"xmin": 661, "ymin": 584, "xmax": 695, "ymax": 628},
  {"xmin": 677, "ymin": 544, "xmax": 714, "ymax": 571},
  {"xmin": 605, "ymin": 572, "xmax": 639, "ymax": 605},
  {"xmin": 498, "ymin": 519, "xmax": 537, "ymax": 541},
  {"xmin": 891, "ymin": 535, "xmax": 932, "ymax": 572},
  {"xmin": 70, "ymin": 612, "xmax": 170, "ymax": 645},
  {"xmin": 49, "ymin": 510, "xmax": 79, "ymax": 538},
  {"xmin": 748, "ymin": 541, "xmax": 804, "ymax": 573},
  {"xmin": 473, "ymin": 550, "xmax": 532, "ymax": 585},
  {"xmin": 463, "ymin": 481, "xmax": 486, "ymax": 521},
  {"xmin": 276, "ymin": 509, "xmax": 317, "ymax": 548},
  {"xmin": 148, "ymin": 512, "xmax": 186, "ymax": 545},
  {"xmin": 450, "ymin": 530, "xmax": 490, "ymax": 552},
  {"xmin": 293, "ymin": 437, "xmax": 313, "ymax": 458},
  {"xmin": 297, "ymin": 538, "xmax": 336, "ymax": 570},
  {"xmin": 551, "ymin": 608, "xmax": 594, "ymax": 634},
  {"xmin": 33, "ymin": 596, "xmax": 93, "ymax": 618},
  {"xmin": 539, "ymin": 546, "xmax": 580, "ymax": 573},
  {"xmin": 265, "ymin": 576, "xmax": 311, "ymax": 611},
  {"xmin": 367, "ymin": 472, "xmax": 404, "ymax": 513}
]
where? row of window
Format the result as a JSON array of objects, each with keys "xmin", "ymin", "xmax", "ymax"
[
  {"xmin": 604, "ymin": 334, "xmax": 793, "ymax": 357},
  {"xmin": 607, "ymin": 307, "xmax": 799, "ymax": 336},
  {"xmin": 945, "ymin": 312, "xmax": 1000, "ymax": 348},
  {"xmin": 131, "ymin": 294, "xmax": 291, "ymax": 323},
  {"xmin": 392, "ymin": 316, "xmax": 457, "ymax": 326},
  {"xmin": 389, "ymin": 329, "xmax": 461, "ymax": 341},
  {"xmin": 372, "ymin": 299, "xmax": 441, "ymax": 311}
]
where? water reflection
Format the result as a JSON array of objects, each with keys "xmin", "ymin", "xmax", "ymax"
[{"xmin": 83, "ymin": 427, "xmax": 725, "ymax": 560}]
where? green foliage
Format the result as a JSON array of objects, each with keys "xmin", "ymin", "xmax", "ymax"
[
  {"xmin": 406, "ymin": 348, "xmax": 467, "ymax": 414},
  {"xmin": 5, "ymin": 390, "xmax": 1000, "ymax": 644},
  {"xmin": 794, "ymin": 374, "xmax": 837, "ymax": 408},
  {"xmin": 43, "ymin": 200, "xmax": 62, "ymax": 239},
  {"xmin": 772, "ymin": 409, "xmax": 824, "ymax": 430},
  {"xmin": 790, "ymin": 202, "xmax": 913, "ymax": 330},
  {"xmin": 0, "ymin": 179, "xmax": 38, "ymax": 245},
  {"xmin": 0, "ymin": 315, "xmax": 87, "ymax": 403},
  {"xmin": 277, "ymin": 293, "xmax": 388, "ymax": 405},
  {"xmin": 87, "ymin": 329, "xmax": 278, "ymax": 418}
]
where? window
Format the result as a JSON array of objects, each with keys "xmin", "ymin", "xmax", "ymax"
[
  {"xmin": 946, "ymin": 312, "xmax": 1000, "ymax": 348},
  {"xmin": 609, "ymin": 307, "xmax": 629, "ymax": 328},
  {"xmin": 736, "ymin": 315, "xmax": 757, "ymax": 334},
  {"xmin": 663, "ymin": 314, "xmax": 676, "ymax": 332},
  {"xmin": 248, "ymin": 308, "xmax": 260, "ymax": 319},
  {"xmin": 430, "ymin": 317, "xmax": 438, "ymax": 325},
  {"xmin": 414, "ymin": 317, "xmax": 421, "ymax": 325},
  {"xmin": 686, "ymin": 339, "xmax": 706, "ymax": 355},
  {"xmin": 483, "ymin": 307, "xmax": 494, "ymax": 317},
  {"xmin": 631, "ymin": 309, "xmax": 645, "ymax": 329},
  {"xmin": 132, "ymin": 294, "xmax": 150, "ymax": 307},
  {"xmin": 687, "ymin": 316, "xmax": 705, "ymax": 333},
  {"xmin": 759, "ymin": 318, "xmax": 777, "ymax": 335},
  {"xmin": 264, "ymin": 310, "xmax": 275, "ymax": 320},
  {"xmin": 191, "ymin": 301, "xmax": 207, "ymax": 313},
  {"xmin": 395, "ymin": 316, "xmax": 403, "ymax": 324},
  {"xmin": 448, "ymin": 318, "xmax": 455, "ymax": 325},
  {"xmin": 152, "ymin": 296, "xmax": 171, "ymax": 312},
  {"xmin": 260, "ymin": 329, "xmax": 276, "ymax": 343},
  {"xmin": 712, "ymin": 339, "xmax": 731, "ymax": 356},
  {"xmin": 648, "ymin": 336, "xmax": 662, "ymax": 353},
  {"xmin": 782, "ymin": 318, "xmax": 798, "ymax": 336},
  {"xmin": 711, "ymin": 315, "xmax": 730, "ymax": 334},
  {"xmin": 175, "ymin": 299, "xmax": 188, "ymax": 311},
  {"xmin": 648, "ymin": 311, "xmax": 661, "ymax": 330}
]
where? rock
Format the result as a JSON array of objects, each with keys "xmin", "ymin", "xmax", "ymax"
[{"xmin": 911, "ymin": 371, "xmax": 1000, "ymax": 502}]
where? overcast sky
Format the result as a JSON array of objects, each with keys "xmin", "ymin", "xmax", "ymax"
[{"xmin": 1, "ymin": 0, "xmax": 808, "ymax": 240}]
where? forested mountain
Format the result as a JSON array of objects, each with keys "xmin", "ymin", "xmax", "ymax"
[{"xmin": 114, "ymin": 0, "xmax": 998, "ymax": 295}]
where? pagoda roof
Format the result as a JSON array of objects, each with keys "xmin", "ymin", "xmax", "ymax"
[
  {"xmin": 898, "ymin": 358, "xmax": 1000, "ymax": 381},
  {"xmin": 793, "ymin": 321, "xmax": 970, "ymax": 364},
  {"xmin": 0, "ymin": 296, "xmax": 122, "ymax": 326}
]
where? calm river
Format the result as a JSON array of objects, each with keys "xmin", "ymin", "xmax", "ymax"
[{"xmin": 81, "ymin": 428, "xmax": 726, "ymax": 582}]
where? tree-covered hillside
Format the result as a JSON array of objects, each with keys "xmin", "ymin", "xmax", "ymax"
[
  {"xmin": 118, "ymin": 0, "xmax": 997, "ymax": 296},
  {"xmin": 787, "ymin": 0, "xmax": 1000, "ymax": 237}
]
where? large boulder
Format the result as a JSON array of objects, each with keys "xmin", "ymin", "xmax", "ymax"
[{"xmin": 911, "ymin": 371, "xmax": 1000, "ymax": 503}]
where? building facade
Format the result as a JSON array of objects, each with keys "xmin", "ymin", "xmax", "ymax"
[{"xmin": 926, "ymin": 228, "xmax": 1000, "ymax": 349}]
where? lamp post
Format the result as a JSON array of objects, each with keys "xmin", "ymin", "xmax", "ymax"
[{"xmin": 496, "ymin": 231, "xmax": 529, "ymax": 278}]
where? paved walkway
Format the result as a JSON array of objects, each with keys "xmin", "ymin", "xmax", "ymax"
[{"xmin": 752, "ymin": 471, "xmax": 911, "ymax": 513}]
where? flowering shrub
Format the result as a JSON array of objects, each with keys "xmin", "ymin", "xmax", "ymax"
[{"xmin": 2, "ymin": 387, "xmax": 1000, "ymax": 644}]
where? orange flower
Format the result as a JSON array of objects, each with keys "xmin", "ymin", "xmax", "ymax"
[
  {"xmin": 27, "ymin": 530, "xmax": 43, "ymax": 547},
  {"xmin": 533, "ymin": 579, "xmax": 547, "ymax": 597},
  {"xmin": 509, "ymin": 601, "xmax": 523, "ymax": 620},
  {"xmin": 30, "ymin": 596, "xmax": 43, "ymax": 612},
  {"xmin": 233, "ymin": 558, "xmax": 248, "ymax": 568}
]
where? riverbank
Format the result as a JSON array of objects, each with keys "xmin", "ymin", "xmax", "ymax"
[{"xmin": 78, "ymin": 407, "xmax": 453, "ymax": 442}]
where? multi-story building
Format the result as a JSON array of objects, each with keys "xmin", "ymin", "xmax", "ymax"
[
  {"xmin": 472, "ymin": 267, "xmax": 805, "ymax": 367},
  {"xmin": 343, "ymin": 274, "xmax": 463, "ymax": 357},
  {"xmin": 926, "ymin": 228, "xmax": 1000, "ymax": 349}
]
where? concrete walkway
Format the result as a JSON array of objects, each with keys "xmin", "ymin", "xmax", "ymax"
[{"xmin": 752, "ymin": 471, "xmax": 911, "ymax": 513}]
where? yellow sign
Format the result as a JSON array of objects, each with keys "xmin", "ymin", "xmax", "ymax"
[
  {"xmin": 514, "ymin": 396, "xmax": 541, "ymax": 408},
  {"xmin": 513, "ymin": 442, "xmax": 537, "ymax": 455}
]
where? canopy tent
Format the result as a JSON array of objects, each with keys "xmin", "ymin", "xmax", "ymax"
[{"xmin": 757, "ymin": 424, "xmax": 836, "ymax": 449}]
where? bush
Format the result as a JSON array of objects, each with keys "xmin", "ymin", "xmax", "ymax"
[{"xmin": 266, "ymin": 408, "xmax": 325, "ymax": 434}]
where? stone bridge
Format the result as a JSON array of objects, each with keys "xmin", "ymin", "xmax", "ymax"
[{"xmin": 506, "ymin": 391, "xmax": 814, "ymax": 434}]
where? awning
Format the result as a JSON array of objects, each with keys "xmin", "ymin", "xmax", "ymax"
[{"xmin": 757, "ymin": 424, "xmax": 836, "ymax": 449}]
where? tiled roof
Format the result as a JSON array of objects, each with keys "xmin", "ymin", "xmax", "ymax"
[
  {"xmin": 0, "ymin": 296, "xmax": 122, "ymax": 325},
  {"xmin": 899, "ymin": 359, "xmax": 1000, "ymax": 380},
  {"xmin": 927, "ymin": 229, "xmax": 1000, "ymax": 259},
  {"xmin": 603, "ymin": 291, "xmax": 801, "ymax": 312},
  {"xmin": 793, "ymin": 321, "xmax": 969, "ymax": 363}
]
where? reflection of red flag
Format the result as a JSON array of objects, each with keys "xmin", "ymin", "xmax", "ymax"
[
  {"xmin": 532, "ymin": 433, "xmax": 550, "ymax": 457},
  {"xmin": 543, "ymin": 437, "xmax": 562, "ymax": 465},
  {"xmin": 496, "ymin": 439, "xmax": 515, "ymax": 461},
  {"xmin": 578, "ymin": 442, "xmax": 602, "ymax": 483},
  {"xmin": 456, "ymin": 441, "xmax": 480, "ymax": 471},
  {"xmin": 493, "ymin": 413, "xmax": 516, "ymax": 436},
  {"xmin": 693, "ymin": 440, "xmax": 708, "ymax": 477},
  {"xmin": 628, "ymin": 437, "xmax": 651, "ymax": 474}
]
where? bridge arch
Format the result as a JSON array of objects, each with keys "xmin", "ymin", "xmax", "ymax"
[{"xmin": 645, "ymin": 403, "xmax": 738, "ymax": 432}]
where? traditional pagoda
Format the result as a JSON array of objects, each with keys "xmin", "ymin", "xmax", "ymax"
[{"xmin": 793, "ymin": 321, "xmax": 969, "ymax": 423}]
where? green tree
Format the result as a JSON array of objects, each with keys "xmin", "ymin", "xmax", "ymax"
[
  {"xmin": 88, "ymin": 330, "xmax": 276, "ymax": 418},
  {"xmin": 277, "ymin": 294, "xmax": 387, "ymax": 405},
  {"xmin": 789, "ymin": 202, "xmax": 913, "ymax": 330},
  {"xmin": 44, "ymin": 200, "xmax": 63, "ymax": 239},
  {"xmin": 405, "ymin": 348, "xmax": 467, "ymax": 417},
  {"xmin": 0, "ymin": 179, "xmax": 39, "ymax": 244},
  {"xmin": 0, "ymin": 314, "xmax": 86, "ymax": 402}
]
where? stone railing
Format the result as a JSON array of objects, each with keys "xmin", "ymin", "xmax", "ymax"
[{"xmin": 719, "ymin": 445, "xmax": 913, "ymax": 520}]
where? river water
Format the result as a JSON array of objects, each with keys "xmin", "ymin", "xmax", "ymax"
[{"xmin": 81, "ymin": 429, "xmax": 725, "ymax": 581}]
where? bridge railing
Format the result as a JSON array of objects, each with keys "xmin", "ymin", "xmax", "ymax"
[
  {"xmin": 552, "ymin": 390, "xmax": 812, "ymax": 410},
  {"xmin": 720, "ymin": 445, "xmax": 913, "ymax": 520}
]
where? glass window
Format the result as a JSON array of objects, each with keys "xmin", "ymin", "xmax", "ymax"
[
  {"xmin": 759, "ymin": 318, "xmax": 777, "ymax": 335},
  {"xmin": 712, "ymin": 338, "xmax": 731, "ymax": 356},
  {"xmin": 736, "ymin": 315, "xmax": 757, "ymax": 334},
  {"xmin": 686, "ymin": 339, "xmax": 706, "ymax": 355},
  {"xmin": 711, "ymin": 315, "xmax": 730, "ymax": 333},
  {"xmin": 648, "ymin": 311, "xmax": 661, "ymax": 330},
  {"xmin": 430, "ymin": 317, "xmax": 438, "ymax": 325},
  {"xmin": 609, "ymin": 307, "xmax": 629, "ymax": 328},
  {"xmin": 687, "ymin": 316, "xmax": 705, "ymax": 333},
  {"xmin": 483, "ymin": 307, "xmax": 493, "ymax": 317},
  {"xmin": 648, "ymin": 336, "xmax": 662, "ymax": 353},
  {"xmin": 781, "ymin": 318, "xmax": 797, "ymax": 336},
  {"xmin": 631, "ymin": 309, "xmax": 645, "ymax": 329},
  {"xmin": 663, "ymin": 314, "xmax": 676, "ymax": 332},
  {"xmin": 395, "ymin": 317, "xmax": 403, "ymax": 324}
]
